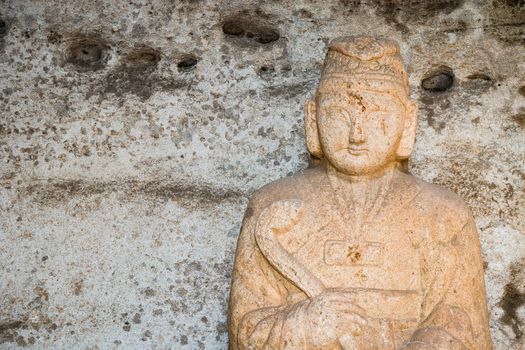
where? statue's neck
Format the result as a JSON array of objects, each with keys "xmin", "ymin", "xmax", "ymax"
[
  {"xmin": 324, "ymin": 161, "xmax": 397, "ymax": 184},
  {"xmin": 324, "ymin": 161, "xmax": 397, "ymax": 225}
]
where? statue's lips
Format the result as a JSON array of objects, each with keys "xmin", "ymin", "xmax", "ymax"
[{"xmin": 345, "ymin": 146, "xmax": 368, "ymax": 155}]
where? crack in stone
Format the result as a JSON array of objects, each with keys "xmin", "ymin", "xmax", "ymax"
[{"xmin": 19, "ymin": 179, "xmax": 246, "ymax": 205}]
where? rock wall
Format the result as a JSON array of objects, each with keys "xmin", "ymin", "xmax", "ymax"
[{"xmin": 0, "ymin": 0, "xmax": 523, "ymax": 348}]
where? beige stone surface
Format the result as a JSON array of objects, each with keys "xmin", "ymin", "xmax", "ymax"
[
  {"xmin": 228, "ymin": 36, "xmax": 492, "ymax": 349},
  {"xmin": 0, "ymin": 1, "xmax": 524, "ymax": 349}
]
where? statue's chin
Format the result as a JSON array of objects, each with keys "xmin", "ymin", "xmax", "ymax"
[{"xmin": 327, "ymin": 155, "xmax": 394, "ymax": 178}]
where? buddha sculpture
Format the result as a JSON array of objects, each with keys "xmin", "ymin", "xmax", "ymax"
[{"xmin": 228, "ymin": 36, "xmax": 492, "ymax": 349}]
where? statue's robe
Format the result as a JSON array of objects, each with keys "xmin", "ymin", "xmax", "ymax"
[{"xmin": 228, "ymin": 165, "xmax": 492, "ymax": 349}]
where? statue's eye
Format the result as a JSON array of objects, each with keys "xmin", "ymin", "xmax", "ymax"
[
  {"xmin": 324, "ymin": 106, "xmax": 349, "ymax": 123},
  {"xmin": 367, "ymin": 112, "xmax": 397, "ymax": 132}
]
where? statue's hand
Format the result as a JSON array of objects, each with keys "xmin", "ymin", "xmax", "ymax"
[
  {"xmin": 401, "ymin": 327, "xmax": 468, "ymax": 350},
  {"xmin": 299, "ymin": 291, "xmax": 380, "ymax": 350}
]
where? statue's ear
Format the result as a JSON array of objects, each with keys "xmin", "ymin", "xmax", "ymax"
[
  {"xmin": 396, "ymin": 100, "xmax": 418, "ymax": 160},
  {"xmin": 304, "ymin": 99, "xmax": 323, "ymax": 158}
]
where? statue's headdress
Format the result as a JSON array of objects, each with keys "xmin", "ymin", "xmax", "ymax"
[{"xmin": 318, "ymin": 36, "xmax": 409, "ymax": 100}]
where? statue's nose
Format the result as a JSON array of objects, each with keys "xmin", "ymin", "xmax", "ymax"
[{"xmin": 349, "ymin": 118, "xmax": 366, "ymax": 143}]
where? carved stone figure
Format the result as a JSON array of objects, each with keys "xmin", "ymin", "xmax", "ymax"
[{"xmin": 228, "ymin": 36, "xmax": 493, "ymax": 349}]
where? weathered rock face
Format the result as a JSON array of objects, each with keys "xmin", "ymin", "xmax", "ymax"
[{"xmin": 0, "ymin": 0, "xmax": 523, "ymax": 349}]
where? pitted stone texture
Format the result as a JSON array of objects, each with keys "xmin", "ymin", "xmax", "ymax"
[
  {"xmin": 0, "ymin": 0, "xmax": 523, "ymax": 349},
  {"xmin": 0, "ymin": 192, "xmax": 242, "ymax": 349}
]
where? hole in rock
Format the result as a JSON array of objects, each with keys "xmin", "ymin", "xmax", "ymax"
[
  {"xmin": 222, "ymin": 21, "xmax": 244, "ymax": 36},
  {"xmin": 421, "ymin": 65, "xmax": 454, "ymax": 92},
  {"xmin": 254, "ymin": 28, "xmax": 279, "ymax": 44},
  {"xmin": 463, "ymin": 73, "xmax": 495, "ymax": 91},
  {"xmin": 66, "ymin": 38, "xmax": 108, "ymax": 71},
  {"xmin": 221, "ymin": 17, "xmax": 280, "ymax": 45},
  {"xmin": 259, "ymin": 65, "xmax": 274, "ymax": 73},
  {"xmin": 123, "ymin": 47, "xmax": 160, "ymax": 68},
  {"xmin": 177, "ymin": 55, "xmax": 198, "ymax": 72},
  {"xmin": 466, "ymin": 73, "xmax": 493, "ymax": 81},
  {"xmin": 519, "ymin": 85, "xmax": 525, "ymax": 97},
  {"xmin": 0, "ymin": 19, "xmax": 7, "ymax": 37},
  {"xmin": 512, "ymin": 113, "xmax": 525, "ymax": 128}
]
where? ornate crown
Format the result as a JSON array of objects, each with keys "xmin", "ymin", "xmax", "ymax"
[{"xmin": 320, "ymin": 36, "xmax": 408, "ymax": 95}]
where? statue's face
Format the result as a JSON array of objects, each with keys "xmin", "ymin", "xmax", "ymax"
[{"xmin": 316, "ymin": 87, "xmax": 408, "ymax": 176}]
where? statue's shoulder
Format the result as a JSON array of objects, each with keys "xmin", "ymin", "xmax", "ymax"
[
  {"xmin": 414, "ymin": 175, "xmax": 471, "ymax": 214},
  {"xmin": 410, "ymin": 173, "xmax": 475, "ymax": 233},
  {"xmin": 238, "ymin": 167, "xmax": 321, "ymax": 245},
  {"xmin": 247, "ymin": 166, "xmax": 322, "ymax": 213}
]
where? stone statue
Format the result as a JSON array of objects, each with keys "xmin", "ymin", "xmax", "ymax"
[{"xmin": 227, "ymin": 36, "xmax": 493, "ymax": 349}]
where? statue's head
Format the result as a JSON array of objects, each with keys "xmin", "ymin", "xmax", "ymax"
[{"xmin": 305, "ymin": 36, "xmax": 418, "ymax": 176}]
